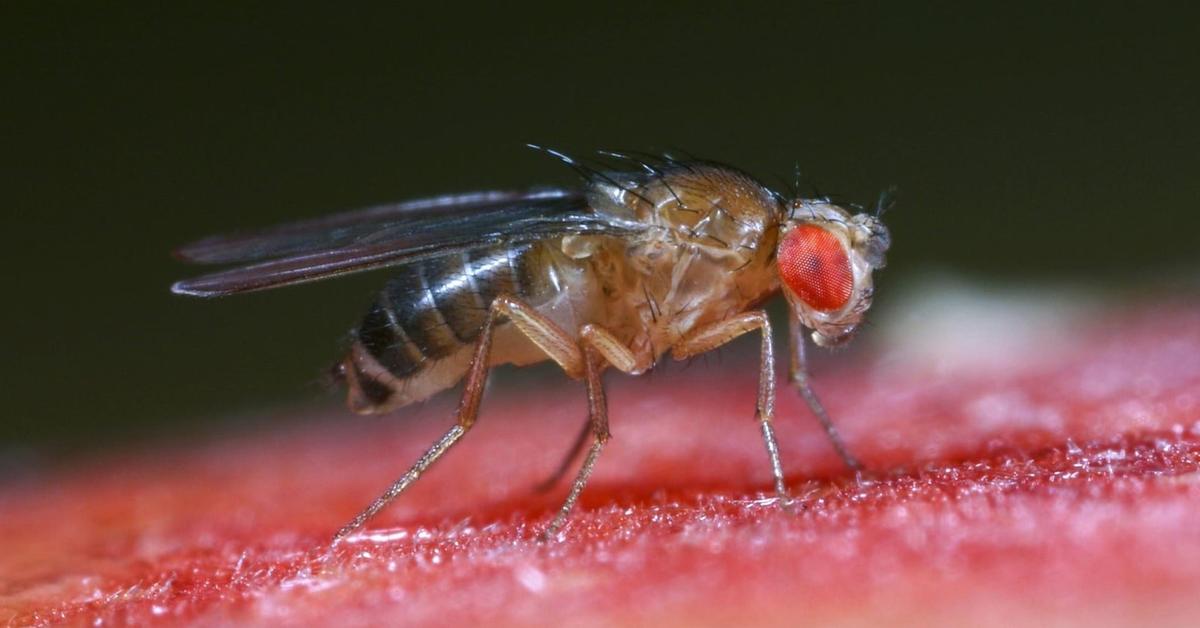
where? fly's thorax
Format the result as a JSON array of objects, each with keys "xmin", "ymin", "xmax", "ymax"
[
  {"xmin": 777, "ymin": 200, "xmax": 891, "ymax": 347},
  {"xmin": 570, "ymin": 164, "xmax": 788, "ymax": 354},
  {"xmin": 588, "ymin": 163, "xmax": 784, "ymax": 260}
]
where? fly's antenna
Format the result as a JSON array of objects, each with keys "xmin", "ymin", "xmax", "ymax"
[
  {"xmin": 874, "ymin": 185, "xmax": 899, "ymax": 218},
  {"xmin": 527, "ymin": 144, "xmax": 654, "ymax": 206}
]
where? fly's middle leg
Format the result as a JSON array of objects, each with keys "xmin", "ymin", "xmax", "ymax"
[
  {"xmin": 540, "ymin": 324, "xmax": 650, "ymax": 539},
  {"xmin": 671, "ymin": 311, "xmax": 791, "ymax": 506},
  {"xmin": 332, "ymin": 294, "xmax": 585, "ymax": 544},
  {"xmin": 541, "ymin": 346, "xmax": 608, "ymax": 541},
  {"xmin": 534, "ymin": 324, "xmax": 651, "ymax": 494}
]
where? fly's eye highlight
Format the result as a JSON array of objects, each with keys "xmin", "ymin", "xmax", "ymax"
[{"xmin": 778, "ymin": 224, "xmax": 853, "ymax": 312}]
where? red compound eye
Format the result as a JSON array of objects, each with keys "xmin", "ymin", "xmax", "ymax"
[{"xmin": 778, "ymin": 224, "xmax": 853, "ymax": 311}]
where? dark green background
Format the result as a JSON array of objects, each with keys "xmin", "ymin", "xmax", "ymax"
[{"xmin": 5, "ymin": 4, "xmax": 1197, "ymax": 455}]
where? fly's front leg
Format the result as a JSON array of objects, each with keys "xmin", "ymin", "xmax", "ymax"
[
  {"xmin": 672, "ymin": 311, "xmax": 789, "ymax": 505},
  {"xmin": 333, "ymin": 294, "xmax": 584, "ymax": 544},
  {"xmin": 788, "ymin": 313, "xmax": 862, "ymax": 472}
]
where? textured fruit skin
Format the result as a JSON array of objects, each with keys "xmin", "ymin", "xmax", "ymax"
[
  {"xmin": 778, "ymin": 224, "xmax": 854, "ymax": 312},
  {"xmin": 4, "ymin": 304, "xmax": 1200, "ymax": 626}
]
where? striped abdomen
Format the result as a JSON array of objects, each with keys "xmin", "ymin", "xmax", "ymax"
[{"xmin": 339, "ymin": 242, "xmax": 543, "ymax": 413}]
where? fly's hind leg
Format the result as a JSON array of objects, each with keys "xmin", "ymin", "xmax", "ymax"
[
  {"xmin": 332, "ymin": 294, "xmax": 585, "ymax": 544},
  {"xmin": 672, "ymin": 311, "xmax": 790, "ymax": 505},
  {"xmin": 788, "ymin": 314, "xmax": 862, "ymax": 472}
]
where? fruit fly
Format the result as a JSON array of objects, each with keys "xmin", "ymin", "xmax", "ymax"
[{"xmin": 172, "ymin": 148, "xmax": 892, "ymax": 542}]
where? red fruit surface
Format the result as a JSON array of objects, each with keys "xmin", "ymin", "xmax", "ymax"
[{"xmin": 3, "ymin": 292, "xmax": 1200, "ymax": 626}]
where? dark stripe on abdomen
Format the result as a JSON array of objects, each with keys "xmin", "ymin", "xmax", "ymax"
[{"xmin": 354, "ymin": 242, "xmax": 536, "ymax": 381}]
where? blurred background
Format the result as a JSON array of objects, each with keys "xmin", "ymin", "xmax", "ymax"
[{"xmin": 4, "ymin": 3, "xmax": 1197, "ymax": 456}]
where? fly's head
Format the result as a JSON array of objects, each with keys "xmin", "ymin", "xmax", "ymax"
[{"xmin": 776, "ymin": 199, "xmax": 891, "ymax": 347}]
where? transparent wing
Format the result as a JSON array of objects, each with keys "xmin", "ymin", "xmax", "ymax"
[
  {"xmin": 172, "ymin": 189, "xmax": 635, "ymax": 297},
  {"xmin": 175, "ymin": 189, "xmax": 575, "ymax": 264}
]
